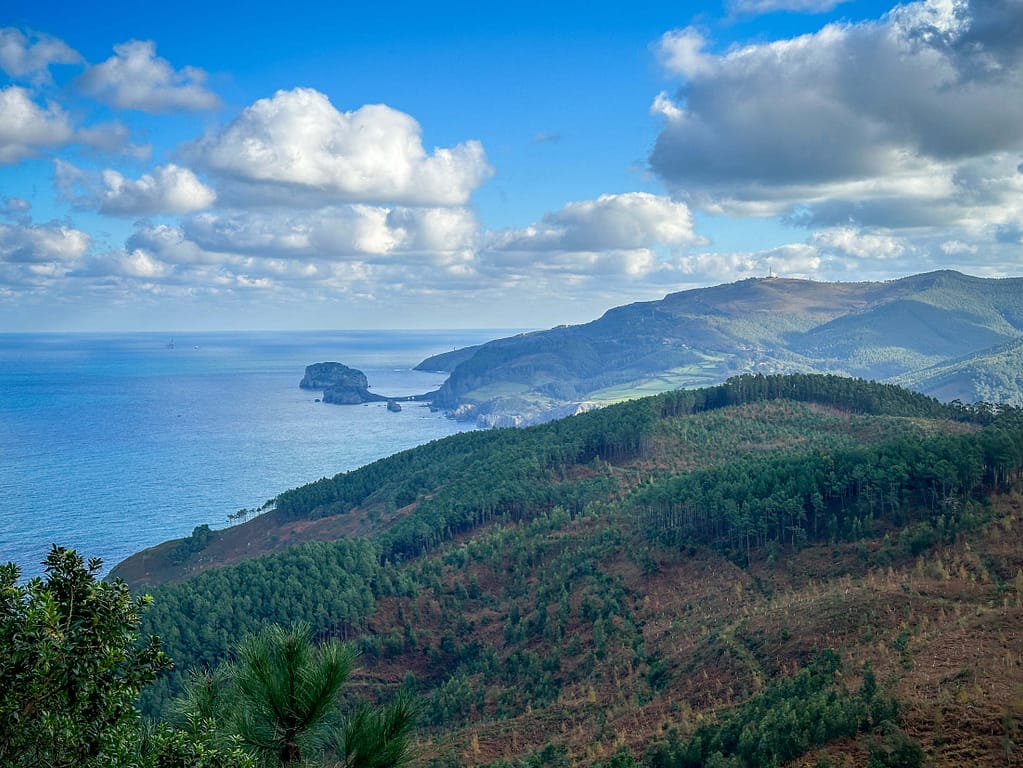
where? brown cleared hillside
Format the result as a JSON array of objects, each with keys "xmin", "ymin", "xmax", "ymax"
[{"xmin": 347, "ymin": 490, "xmax": 1023, "ymax": 767}]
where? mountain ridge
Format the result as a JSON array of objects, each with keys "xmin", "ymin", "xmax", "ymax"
[{"xmin": 424, "ymin": 271, "xmax": 1023, "ymax": 425}]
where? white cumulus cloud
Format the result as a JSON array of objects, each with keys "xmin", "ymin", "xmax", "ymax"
[
  {"xmin": 0, "ymin": 222, "xmax": 88, "ymax": 264},
  {"xmin": 77, "ymin": 40, "xmax": 219, "ymax": 113},
  {"xmin": 490, "ymin": 192, "xmax": 700, "ymax": 254},
  {"xmin": 190, "ymin": 88, "xmax": 492, "ymax": 206},
  {"xmin": 55, "ymin": 161, "xmax": 217, "ymax": 215},
  {"xmin": 126, "ymin": 224, "xmax": 232, "ymax": 266},
  {"xmin": 0, "ymin": 28, "xmax": 82, "ymax": 81},
  {"xmin": 0, "ymin": 219, "xmax": 90, "ymax": 292},
  {"xmin": 481, "ymin": 193, "xmax": 703, "ymax": 285},
  {"xmin": 1, "ymin": 197, "xmax": 31, "ymax": 219},
  {"xmin": 181, "ymin": 204, "xmax": 479, "ymax": 262},
  {"xmin": 0, "ymin": 86, "xmax": 74, "ymax": 163},
  {"xmin": 110, "ymin": 249, "xmax": 174, "ymax": 278},
  {"xmin": 655, "ymin": 28, "xmax": 714, "ymax": 79},
  {"xmin": 811, "ymin": 227, "xmax": 906, "ymax": 260},
  {"xmin": 96, "ymin": 164, "xmax": 216, "ymax": 215},
  {"xmin": 76, "ymin": 122, "xmax": 151, "ymax": 159},
  {"xmin": 940, "ymin": 239, "xmax": 979, "ymax": 255},
  {"xmin": 675, "ymin": 243, "xmax": 821, "ymax": 283}
]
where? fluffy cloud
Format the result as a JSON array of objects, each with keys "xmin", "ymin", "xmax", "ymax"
[
  {"xmin": 636, "ymin": 225, "xmax": 1017, "ymax": 296},
  {"xmin": 182, "ymin": 204, "xmax": 479, "ymax": 262},
  {"xmin": 76, "ymin": 122, "xmax": 151, "ymax": 159},
  {"xmin": 675, "ymin": 243, "xmax": 821, "ymax": 283},
  {"xmin": 56, "ymin": 161, "xmax": 215, "ymax": 215},
  {"xmin": 98, "ymin": 164, "xmax": 215, "ymax": 215},
  {"xmin": 93, "ymin": 194, "xmax": 704, "ymax": 302},
  {"xmin": 656, "ymin": 28, "xmax": 714, "ymax": 79},
  {"xmin": 0, "ymin": 42, "xmax": 147, "ymax": 162},
  {"xmin": 77, "ymin": 40, "xmax": 219, "ymax": 113},
  {"xmin": 190, "ymin": 88, "xmax": 492, "ymax": 206},
  {"xmin": 0, "ymin": 28, "xmax": 81, "ymax": 81},
  {"xmin": 0, "ymin": 221, "xmax": 89, "ymax": 264},
  {"xmin": 670, "ymin": 221, "xmax": 1023, "ymax": 286},
  {"xmin": 0, "ymin": 86, "xmax": 74, "ymax": 163},
  {"xmin": 98, "ymin": 163, "xmax": 215, "ymax": 214},
  {"xmin": 650, "ymin": 0, "xmax": 1023, "ymax": 230},
  {"xmin": 125, "ymin": 224, "xmax": 229, "ymax": 266},
  {"xmin": 70, "ymin": 248, "xmax": 175, "ymax": 280},
  {"xmin": 491, "ymin": 192, "xmax": 699, "ymax": 254},
  {"xmin": 481, "ymin": 193, "xmax": 703, "ymax": 284},
  {"xmin": 810, "ymin": 227, "xmax": 906, "ymax": 260},
  {"xmin": 0, "ymin": 220, "xmax": 90, "ymax": 289},
  {"xmin": 940, "ymin": 239, "xmax": 979, "ymax": 255},
  {"xmin": 485, "ymin": 247, "xmax": 660, "ymax": 279},
  {"xmin": 105, "ymin": 215, "xmax": 481, "ymax": 302}
]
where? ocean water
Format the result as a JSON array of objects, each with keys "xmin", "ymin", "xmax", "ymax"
[{"xmin": 0, "ymin": 330, "xmax": 500, "ymax": 579}]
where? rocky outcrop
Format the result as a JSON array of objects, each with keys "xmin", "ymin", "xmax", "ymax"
[
  {"xmin": 300, "ymin": 362, "xmax": 369, "ymax": 391},
  {"xmin": 322, "ymin": 386, "xmax": 386, "ymax": 404},
  {"xmin": 300, "ymin": 362, "xmax": 386, "ymax": 404}
]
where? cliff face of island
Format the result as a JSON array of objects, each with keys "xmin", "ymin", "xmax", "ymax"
[{"xmin": 299, "ymin": 362, "xmax": 387, "ymax": 404}]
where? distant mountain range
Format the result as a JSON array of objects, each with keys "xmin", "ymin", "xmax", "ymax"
[{"xmin": 418, "ymin": 270, "xmax": 1023, "ymax": 425}]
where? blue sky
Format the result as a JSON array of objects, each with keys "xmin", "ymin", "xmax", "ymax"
[{"xmin": 1, "ymin": 0, "xmax": 1020, "ymax": 331}]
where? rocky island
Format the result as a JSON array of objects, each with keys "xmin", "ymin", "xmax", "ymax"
[
  {"xmin": 300, "ymin": 362, "xmax": 431, "ymax": 409},
  {"xmin": 299, "ymin": 362, "xmax": 387, "ymax": 404}
]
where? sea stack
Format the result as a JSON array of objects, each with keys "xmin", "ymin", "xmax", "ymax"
[{"xmin": 300, "ymin": 362, "xmax": 386, "ymax": 404}]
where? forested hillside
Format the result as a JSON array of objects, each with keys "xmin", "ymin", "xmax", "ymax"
[
  {"xmin": 120, "ymin": 374, "xmax": 1023, "ymax": 766},
  {"xmin": 893, "ymin": 338, "xmax": 1023, "ymax": 406}
]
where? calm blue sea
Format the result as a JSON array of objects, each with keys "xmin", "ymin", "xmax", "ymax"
[{"xmin": 0, "ymin": 330, "xmax": 500, "ymax": 579}]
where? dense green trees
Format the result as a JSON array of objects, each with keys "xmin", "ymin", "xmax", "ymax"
[
  {"xmin": 0, "ymin": 546, "xmax": 251, "ymax": 768},
  {"xmin": 633, "ymin": 405, "xmax": 1023, "ymax": 562},
  {"xmin": 0, "ymin": 547, "xmax": 169, "ymax": 767},
  {"xmin": 1, "ymin": 547, "xmax": 418, "ymax": 768},
  {"xmin": 644, "ymin": 653, "xmax": 904, "ymax": 767},
  {"xmin": 141, "ymin": 537, "xmax": 385, "ymax": 714}
]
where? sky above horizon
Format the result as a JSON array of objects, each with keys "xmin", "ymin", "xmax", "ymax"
[{"xmin": 2, "ymin": 0, "xmax": 1021, "ymax": 331}]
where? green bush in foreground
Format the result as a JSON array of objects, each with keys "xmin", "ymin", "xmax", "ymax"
[{"xmin": 1, "ymin": 547, "xmax": 415, "ymax": 768}]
